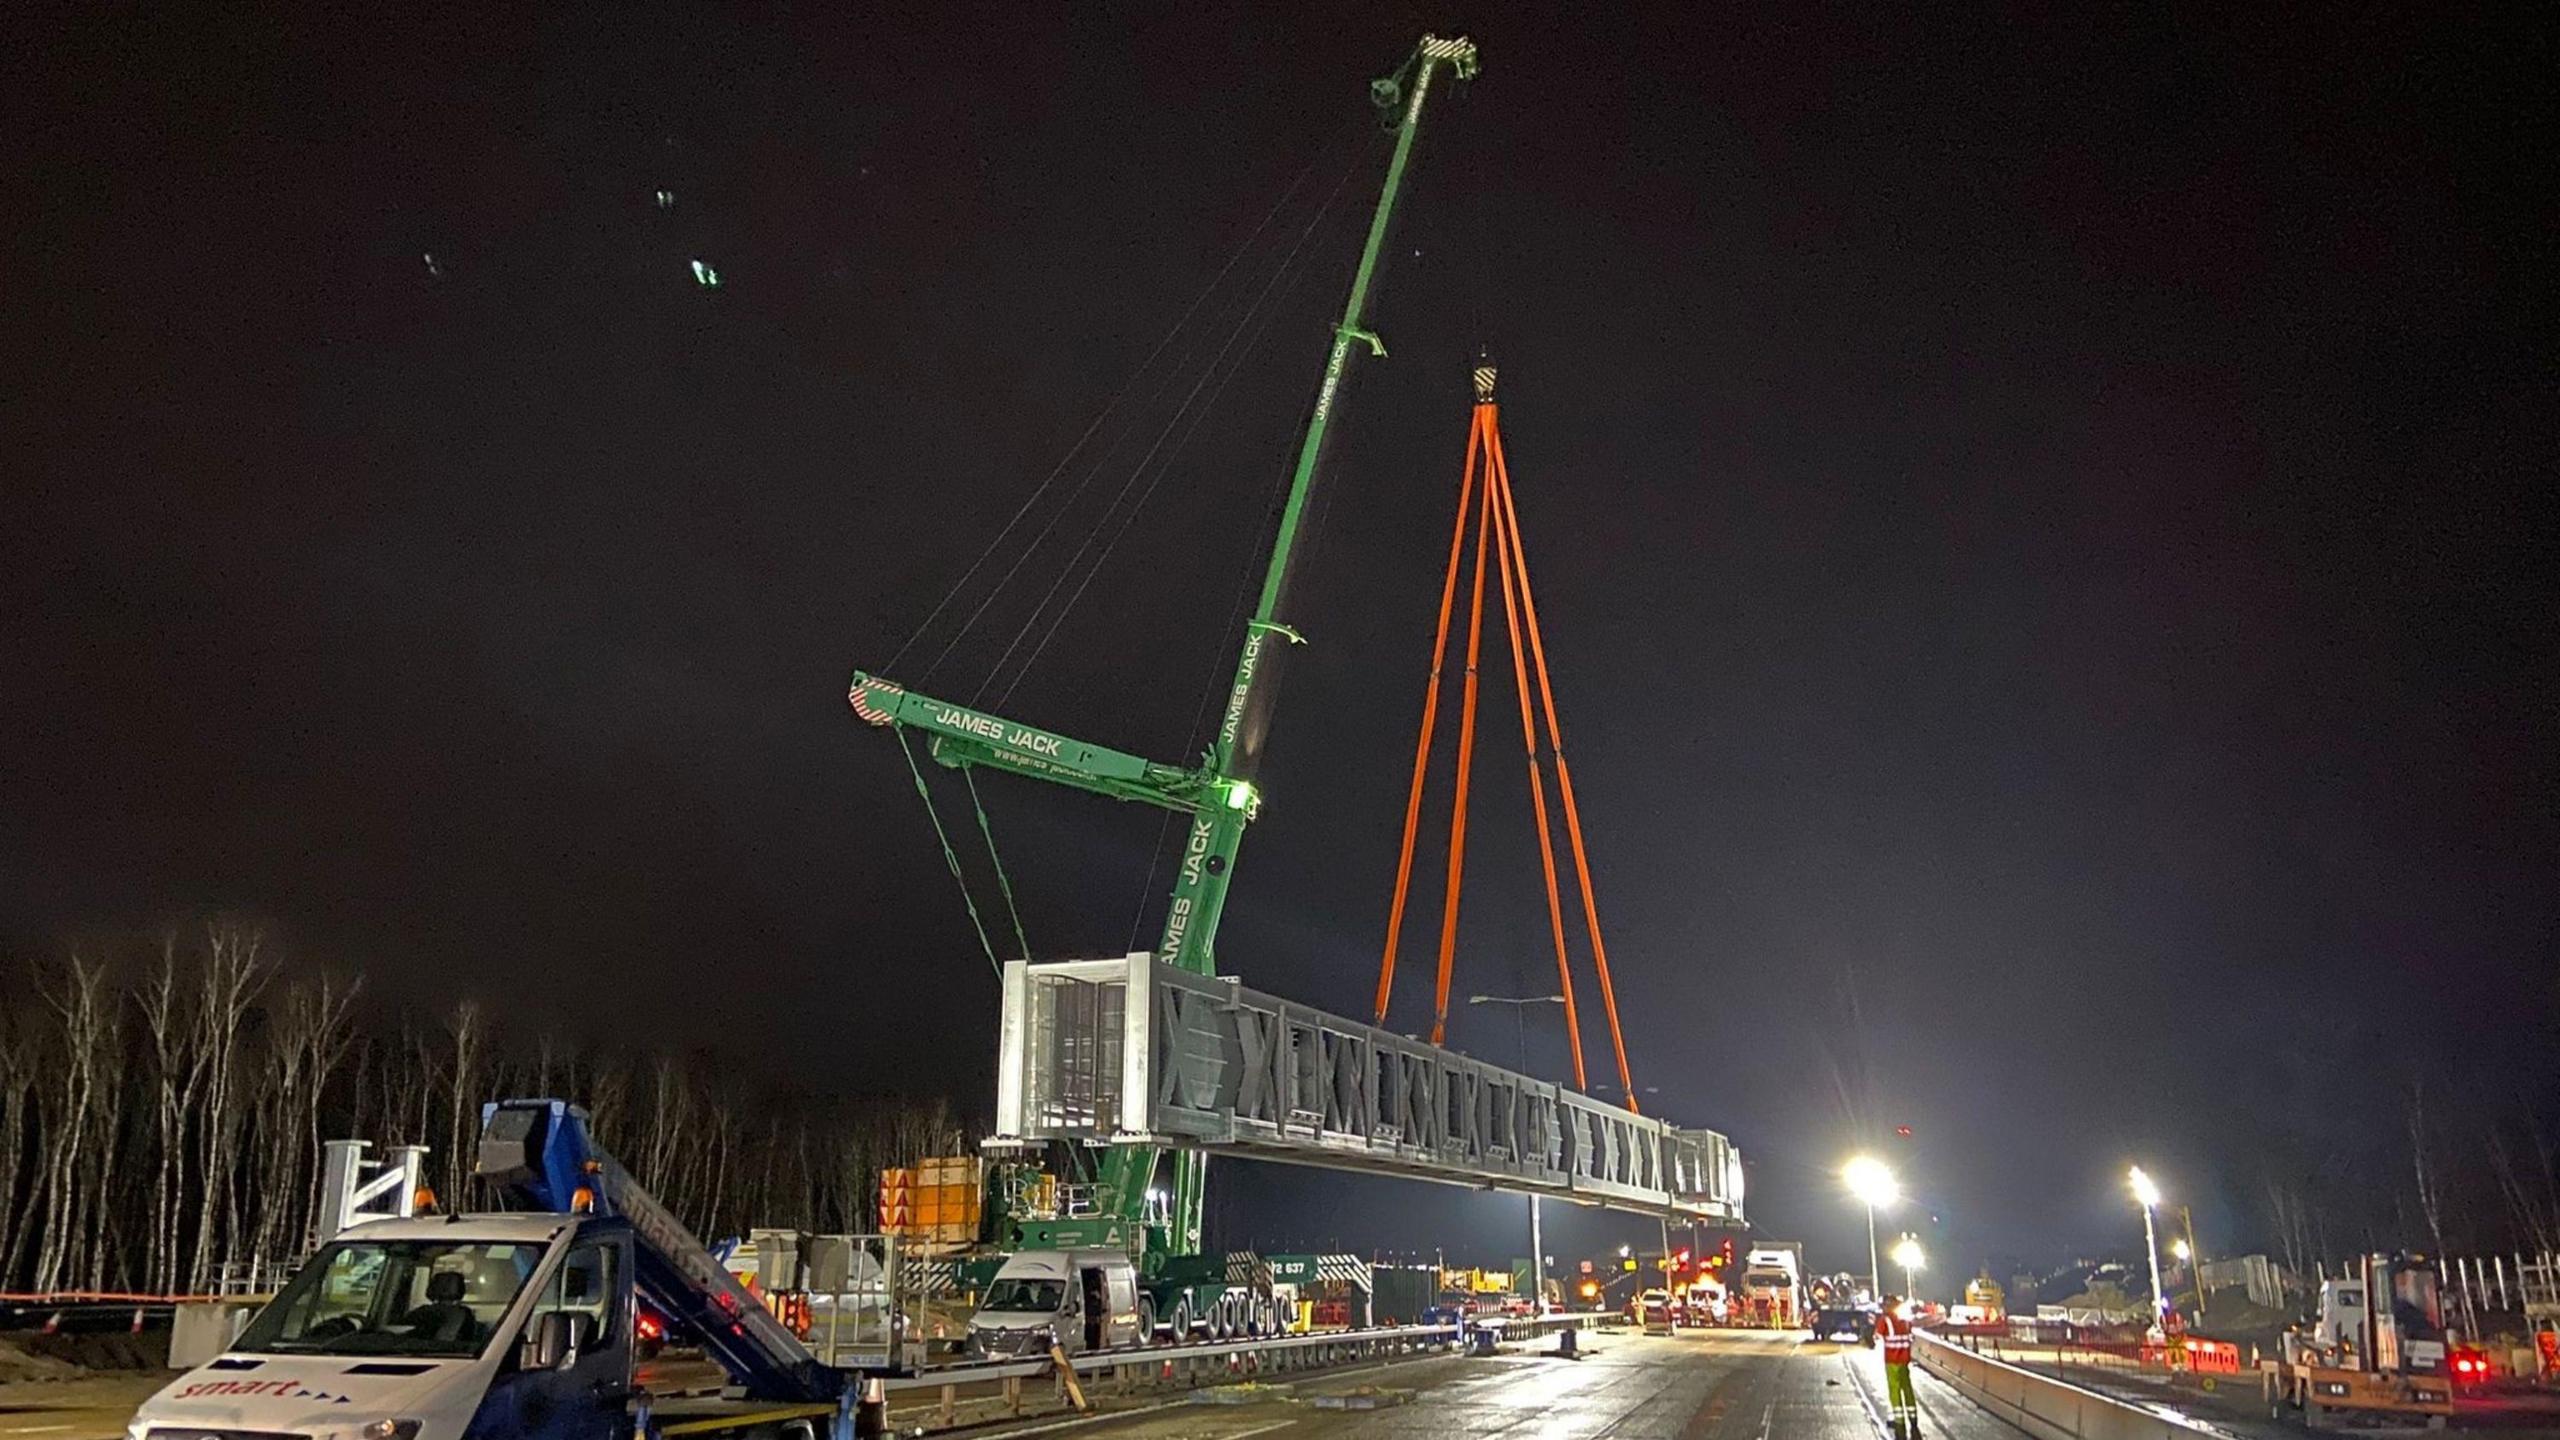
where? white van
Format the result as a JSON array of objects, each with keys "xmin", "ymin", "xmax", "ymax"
[
  {"xmin": 968, "ymin": 1250, "xmax": 1141, "ymax": 1357},
  {"xmin": 127, "ymin": 1213, "xmax": 640, "ymax": 1440}
]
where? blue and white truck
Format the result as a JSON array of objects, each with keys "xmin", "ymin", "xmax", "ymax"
[{"xmin": 127, "ymin": 1099, "xmax": 864, "ymax": 1440}]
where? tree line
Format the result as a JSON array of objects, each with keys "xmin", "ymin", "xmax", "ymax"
[{"xmin": 0, "ymin": 919, "xmax": 966, "ymax": 1296}]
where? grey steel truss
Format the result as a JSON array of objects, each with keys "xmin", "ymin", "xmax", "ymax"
[{"xmin": 991, "ymin": 954, "xmax": 1744, "ymax": 1223}]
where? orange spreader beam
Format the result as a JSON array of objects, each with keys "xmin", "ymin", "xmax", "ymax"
[{"xmin": 1371, "ymin": 364, "xmax": 1637, "ymax": 1108}]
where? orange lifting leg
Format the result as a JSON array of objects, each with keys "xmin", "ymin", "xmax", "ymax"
[{"xmin": 1372, "ymin": 364, "xmax": 1639, "ymax": 1108}]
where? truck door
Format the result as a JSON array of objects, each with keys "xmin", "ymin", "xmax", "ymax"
[
  {"xmin": 1080, "ymin": 1267, "xmax": 1108, "ymax": 1352},
  {"xmin": 467, "ymin": 1227, "xmax": 633, "ymax": 1440},
  {"xmin": 1109, "ymin": 1269, "xmax": 1138, "ymax": 1348}
]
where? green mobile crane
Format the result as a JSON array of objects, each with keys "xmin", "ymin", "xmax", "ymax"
[{"xmin": 848, "ymin": 35, "xmax": 1478, "ymax": 1275}]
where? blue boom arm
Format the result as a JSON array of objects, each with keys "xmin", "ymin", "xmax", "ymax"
[{"xmin": 476, "ymin": 1098, "xmax": 844, "ymax": 1403}]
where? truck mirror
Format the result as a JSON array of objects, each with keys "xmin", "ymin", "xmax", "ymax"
[
  {"xmin": 524, "ymin": 1311, "xmax": 585, "ymax": 1371},
  {"xmin": 562, "ymin": 1312, "xmax": 595, "ymax": 1364}
]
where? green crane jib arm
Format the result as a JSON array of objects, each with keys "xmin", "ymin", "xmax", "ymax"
[
  {"xmin": 848, "ymin": 671, "xmax": 1235, "ymax": 812},
  {"xmin": 852, "ymin": 34, "xmax": 1477, "ymax": 1261}
]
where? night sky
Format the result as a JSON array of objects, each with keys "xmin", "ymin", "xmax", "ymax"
[{"xmin": 6, "ymin": 4, "xmax": 2551, "ymax": 1274}]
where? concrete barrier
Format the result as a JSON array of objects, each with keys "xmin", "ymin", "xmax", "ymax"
[{"xmin": 1915, "ymin": 1332, "xmax": 2214, "ymax": 1440}]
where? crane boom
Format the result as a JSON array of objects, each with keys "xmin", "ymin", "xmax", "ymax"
[{"xmin": 852, "ymin": 33, "xmax": 1478, "ymax": 1263}]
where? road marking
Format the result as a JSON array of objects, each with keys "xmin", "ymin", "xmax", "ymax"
[
  {"xmin": 1841, "ymin": 1351, "xmax": 1898, "ymax": 1440},
  {"xmin": 1223, "ymin": 1423, "xmax": 1298, "ymax": 1439}
]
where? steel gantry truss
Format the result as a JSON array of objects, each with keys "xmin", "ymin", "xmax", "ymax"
[{"xmin": 991, "ymin": 953, "xmax": 1744, "ymax": 1222}]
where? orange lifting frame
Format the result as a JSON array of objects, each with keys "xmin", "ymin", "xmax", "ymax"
[{"xmin": 1371, "ymin": 369, "xmax": 1639, "ymax": 1109}]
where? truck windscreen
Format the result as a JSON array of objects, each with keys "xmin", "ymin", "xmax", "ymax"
[
  {"xmin": 235, "ymin": 1240, "xmax": 542, "ymax": 1359},
  {"xmin": 982, "ymin": 1278, "xmax": 1066, "ymax": 1312}
]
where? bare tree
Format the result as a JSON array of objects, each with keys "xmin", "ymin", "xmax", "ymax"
[
  {"xmin": 442, "ymin": 1000, "xmax": 484, "ymax": 1204},
  {"xmin": 32, "ymin": 952, "xmax": 111, "ymax": 1292},
  {"xmin": 297, "ymin": 975, "xmax": 361, "ymax": 1249},
  {"xmin": 2489, "ymin": 1123, "xmax": 2560, "ymax": 1256},
  {"xmin": 186, "ymin": 922, "xmax": 274, "ymax": 1287},
  {"xmin": 137, "ymin": 932, "xmax": 211, "ymax": 1291},
  {"xmin": 0, "ymin": 913, "xmax": 990, "ymax": 1293},
  {"xmin": 2409, "ymin": 1080, "xmax": 2454, "ymax": 1257},
  {"xmin": 0, "ymin": 998, "xmax": 41, "ymax": 1282}
]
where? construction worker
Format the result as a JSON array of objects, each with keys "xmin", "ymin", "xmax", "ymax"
[{"xmin": 1878, "ymin": 1293, "xmax": 1919, "ymax": 1436}]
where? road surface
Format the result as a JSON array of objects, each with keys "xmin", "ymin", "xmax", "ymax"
[
  {"xmin": 1031, "ymin": 1328, "xmax": 2016, "ymax": 1440},
  {"xmin": 0, "ymin": 1328, "xmax": 2015, "ymax": 1439}
]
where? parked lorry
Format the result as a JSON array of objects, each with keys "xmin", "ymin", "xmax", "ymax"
[
  {"xmin": 130, "ymin": 1099, "xmax": 858, "ymax": 1440},
  {"xmin": 2266, "ymin": 1253, "xmax": 2454, "ymax": 1428},
  {"xmin": 1740, "ymin": 1242, "xmax": 1805, "ymax": 1328}
]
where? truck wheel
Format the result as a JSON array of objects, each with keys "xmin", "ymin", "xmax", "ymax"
[
  {"xmin": 1170, "ymin": 1297, "xmax": 1192, "ymax": 1343},
  {"xmin": 1137, "ymin": 1295, "xmax": 1156, "ymax": 1345}
]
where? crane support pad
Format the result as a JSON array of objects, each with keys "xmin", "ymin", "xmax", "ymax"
[{"xmin": 989, "ymin": 954, "xmax": 1743, "ymax": 1222}]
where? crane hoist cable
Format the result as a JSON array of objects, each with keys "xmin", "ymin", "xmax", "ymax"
[
  {"xmin": 895, "ymin": 116, "xmax": 1370, "ymax": 691},
  {"xmin": 1372, "ymin": 362, "xmax": 1640, "ymax": 1109},
  {"xmin": 895, "ymin": 729, "xmax": 1030, "ymax": 980},
  {"xmin": 978, "ymin": 137, "xmax": 1373, "ymax": 711},
  {"xmin": 963, "ymin": 766, "xmax": 1033, "ymax": 965}
]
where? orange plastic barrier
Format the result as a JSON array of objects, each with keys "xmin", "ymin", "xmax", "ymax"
[{"xmin": 2185, "ymin": 1339, "xmax": 2241, "ymax": 1374}]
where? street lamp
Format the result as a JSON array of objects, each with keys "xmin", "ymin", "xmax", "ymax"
[
  {"xmin": 1468, "ymin": 993, "xmax": 1565, "ymax": 1311},
  {"xmin": 1844, "ymin": 1157, "xmax": 1899, "ymax": 1301},
  {"xmin": 1891, "ymin": 1235, "xmax": 1926, "ymax": 1305},
  {"xmin": 2129, "ymin": 1165, "xmax": 2166, "ymax": 1335}
]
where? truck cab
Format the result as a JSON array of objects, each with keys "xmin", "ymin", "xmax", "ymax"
[
  {"xmin": 968, "ymin": 1249, "xmax": 1141, "ymax": 1358},
  {"xmin": 132, "ymin": 1099, "xmax": 849, "ymax": 1440},
  {"xmin": 2307, "ymin": 1261, "xmax": 2449, "ymax": 1374},
  {"xmin": 131, "ymin": 1212, "xmax": 640, "ymax": 1440}
]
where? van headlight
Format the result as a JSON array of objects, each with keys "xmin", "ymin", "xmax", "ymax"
[{"xmin": 356, "ymin": 1421, "xmax": 423, "ymax": 1440}]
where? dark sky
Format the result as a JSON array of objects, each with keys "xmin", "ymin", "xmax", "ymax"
[{"xmin": 6, "ymin": 3, "xmax": 2552, "ymax": 1275}]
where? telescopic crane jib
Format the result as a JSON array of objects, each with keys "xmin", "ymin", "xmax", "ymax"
[{"xmin": 847, "ymin": 34, "xmax": 1479, "ymax": 1262}]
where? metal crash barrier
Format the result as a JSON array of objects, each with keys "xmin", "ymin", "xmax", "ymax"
[{"xmin": 876, "ymin": 1322, "xmax": 1465, "ymax": 1427}]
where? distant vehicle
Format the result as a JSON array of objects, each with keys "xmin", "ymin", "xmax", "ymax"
[
  {"xmin": 1810, "ymin": 1306, "xmax": 1876, "ymax": 1346},
  {"xmin": 1740, "ymin": 1242, "xmax": 1806, "ymax": 1327},
  {"xmin": 2266, "ymin": 1254, "xmax": 2453, "ymax": 1426},
  {"xmin": 1632, "ymin": 1288, "xmax": 1674, "ymax": 1326},
  {"xmin": 1957, "ymin": 1271, "xmax": 2007, "ymax": 1324},
  {"xmin": 1679, "ymin": 1281, "xmax": 1728, "ymax": 1327}
]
